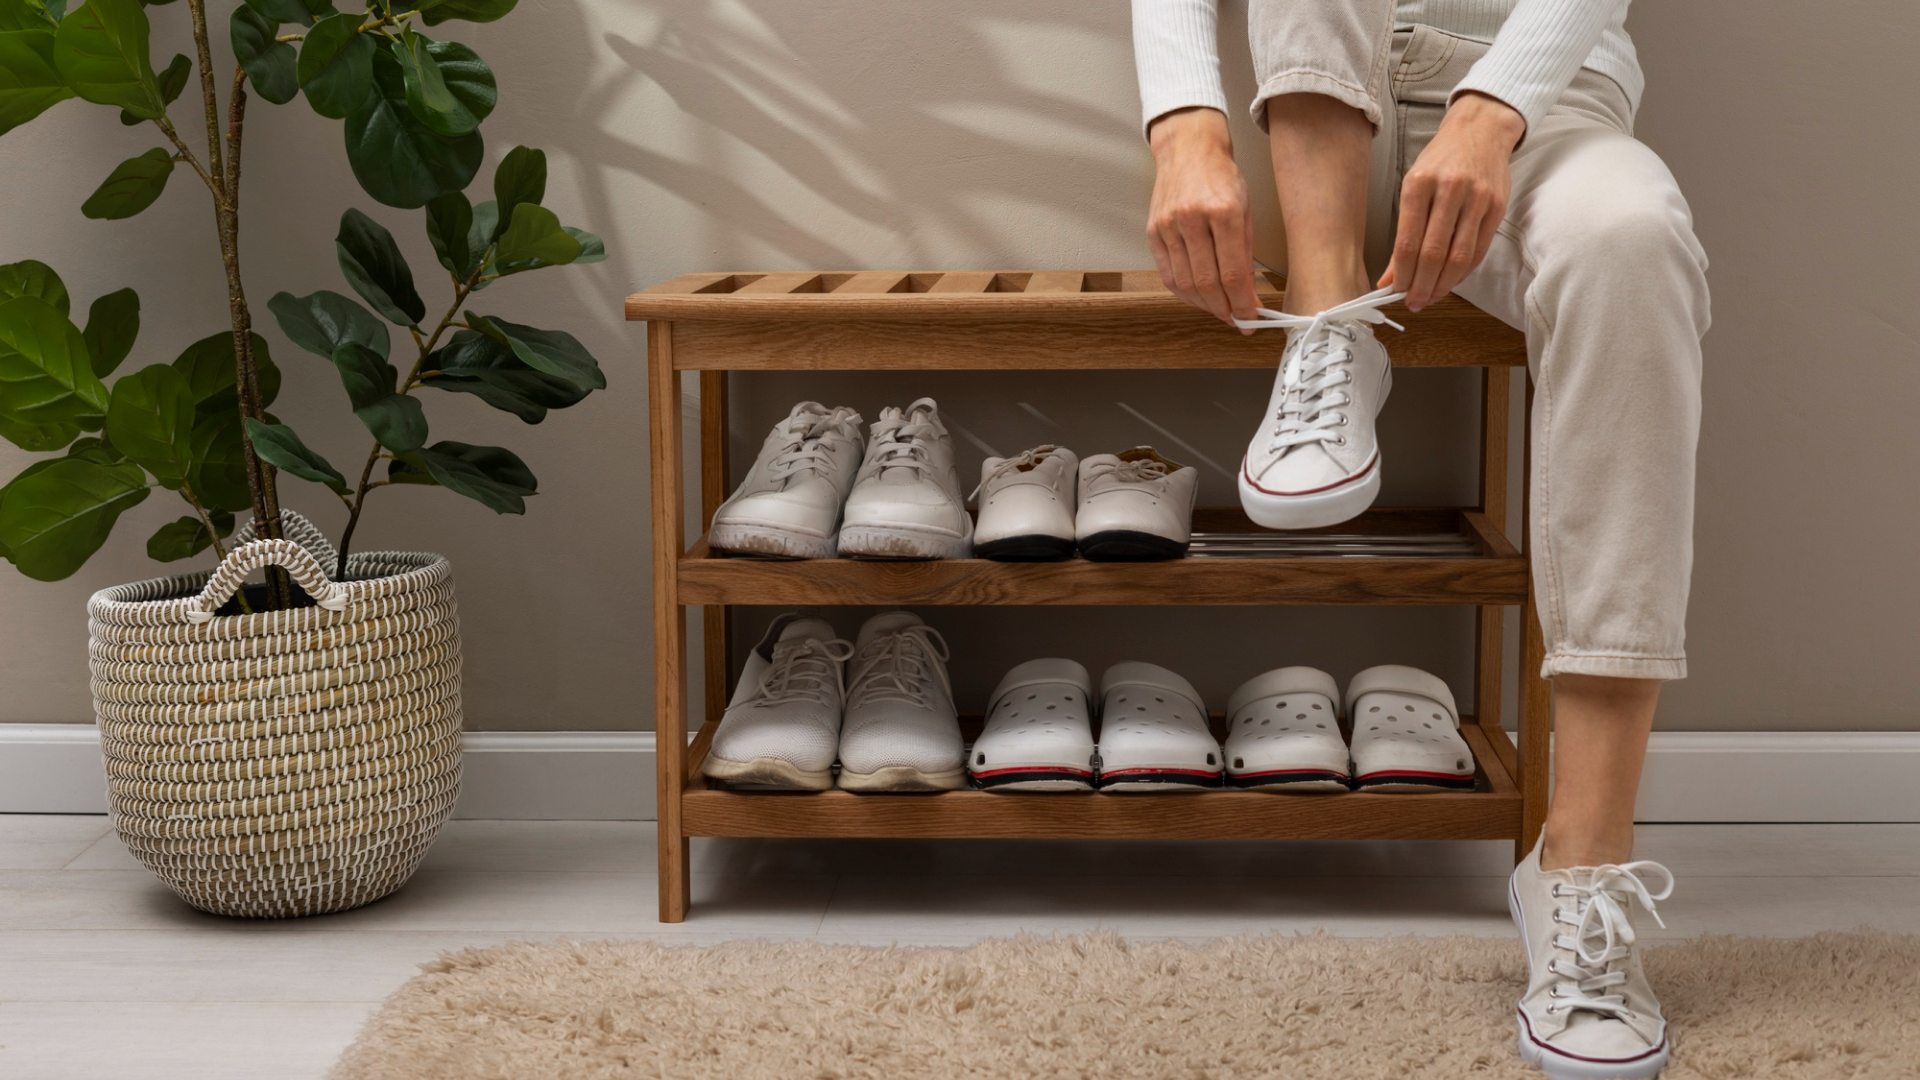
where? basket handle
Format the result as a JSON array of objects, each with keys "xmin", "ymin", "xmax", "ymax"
[{"xmin": 184, "ymin": 538, "xmax": 350, "ymax": 624}]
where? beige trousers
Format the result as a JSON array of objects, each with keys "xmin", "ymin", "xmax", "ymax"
[{"xmin": 1251, "ymin": 6, "xmax": 1712, "ymax": 681}]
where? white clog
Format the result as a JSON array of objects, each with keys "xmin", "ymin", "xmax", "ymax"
[
  {"xmin": 969, "ymin": 659, "xmax": 1097, "ymax": 791},
  {"xmin": 1346, "ymin": 664, "xmax": 1476, "ymax": 791},
  {"xmin": 1222, "ymin": 666, "xmax": 1351, "ymax": 791},
  {"xmin": 1094, "ymin": 662, "xmax": 1221, "ymax": 791}
]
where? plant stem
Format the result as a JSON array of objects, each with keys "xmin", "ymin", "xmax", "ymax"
[{"xmin": 155, "ymin": 119, "xmax": 222, "ymax": 205}]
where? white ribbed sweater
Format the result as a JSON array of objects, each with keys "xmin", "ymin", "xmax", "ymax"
[{"xmin": 1132, "ymin": 0, "xmax": 1640, "ymax": 137}]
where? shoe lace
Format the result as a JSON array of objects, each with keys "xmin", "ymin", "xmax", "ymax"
[
  {"xmin": 742, "ymin": 636, "xmax": 854, "ymax": 709},
  {"xmin": 1081, "ymin": 454, "xmax": 1171, "ymax": 499},
  {"xmin": 846, "ymin": 625, "xmax": 952, "ymax": 710},
  {"xmin": 767, "ymin": 407, "xmax": 862, "ymax": 484},
  {"xmin": 1545, "ymin": 860, "xmax": 1676, "ymax": 1020},
  {"xmin": 967, "ymin": 444, "xmax": 1066, "ymax": 501},
  {"xmin": 865, "ymin": 406, "xmax": 940, "ymax": 481},
  {"xmin": 1232, "ymin": 287, "xmax": 1406, "ymax": 454}
]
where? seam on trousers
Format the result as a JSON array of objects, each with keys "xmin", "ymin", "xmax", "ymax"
[
  {"xmin": 1524, "ymin": 291, "xmax": 1572, "ymax": 658},
  {"xmin": 1253, "ymin": 71, "xmax": 1382, "ymax": 128},
  {"xmin": 1544, "ymin": 653, "xmax": 1688, "ymax": 682}
]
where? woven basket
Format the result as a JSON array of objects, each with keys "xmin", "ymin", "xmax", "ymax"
[{"xmin": 87, "ymin": 510, "xmax": 463, "ymax": 918}]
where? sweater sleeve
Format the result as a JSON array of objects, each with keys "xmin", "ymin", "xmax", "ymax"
[
  {"xmin": 1449, "ymin": 0, "xmax": 1626, "ymax": 136},
  {"xmin": 1131, "ymin": 0, "xmax": 1228, "ymax": 140}
]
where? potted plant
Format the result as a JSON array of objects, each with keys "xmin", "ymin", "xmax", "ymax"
[{"xmin": 0, "ymin": 0, "xmax": 605, "ymax": 915}]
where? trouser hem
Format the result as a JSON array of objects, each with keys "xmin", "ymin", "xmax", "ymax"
[
  {"xmin": 1543, "ymin": 653, "xmax": 1687, "ymax": 682},
  {"xmin": 1251, "ymin": 71, "xmax": 1382, "ymax": 131}
]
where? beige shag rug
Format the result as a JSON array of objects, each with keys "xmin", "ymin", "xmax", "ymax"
[{"xmin": 330, "ymin": 931, "xmax": 1919, "ymax": 1080}]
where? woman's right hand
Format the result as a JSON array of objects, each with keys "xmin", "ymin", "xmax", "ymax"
[{"xmin": 1147, "ymin": 107, "xmax": 1261, "ymax": 333}]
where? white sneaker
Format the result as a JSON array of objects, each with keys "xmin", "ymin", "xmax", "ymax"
[
  {"xmin": 1510, "ymin": 842, "xmax": 1676, "ymax": 1080},
  {"xmin": 1222, "ymin": 666, "xmax": 1350, "ymax": 791},
  {"xmin": 972, "ymin": 445, "xmax": 1079, "ymax": 561},
  {"xmin": 839, "ymin": 398, "xmax": 973, "ymax": 559},
  {"xmin": 701, "ymin": 614, "xmax": 852, "ymax": 791},
  {"xmin": 1094, "ymin": 662, "xmax": 1221, "ymax": 791},
  {"xmin": 1234, "ymin": 287, "xmax": 1405, "ymax": 529},
  {"xmin": 837, "ymin": 612, "xmax": 966, "ymax": 791},
  {"xmin": 969, "ymin": 659, "xmax": 1097, "ymax": 791},
  {"xmin": 710, "ymin": 402, "xmax": 864, "ymax": 559},
  {"xmin": 1346, "ymin": 665, "xmax": 1476, "ymax": 791},
  {"xmin": 1075, "ymin": 448, "xmax": 1198, "ymax": 561}
]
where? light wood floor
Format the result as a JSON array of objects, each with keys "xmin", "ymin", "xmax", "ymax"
[{"xmin": 4, "ymin": 816, "xmax": 1918, "ymax": 1079}]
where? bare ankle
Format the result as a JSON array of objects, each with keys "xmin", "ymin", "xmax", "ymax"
[
  {"xmin": 1539, "ymin": 827, "xmax": 1635, "ymax": 871},
  {"xmin": 1281, "ymin": 263, "xmax": 1371, "ymax": 316}
]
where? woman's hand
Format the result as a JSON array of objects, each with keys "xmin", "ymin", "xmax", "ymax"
[
  {"xmin": 1381, "ymin": 91, "xmax": 1526, "ymax": 311},
  {"xmin": 1147, "ymin": 108, "xmax": 1261, "ymax": 332}
]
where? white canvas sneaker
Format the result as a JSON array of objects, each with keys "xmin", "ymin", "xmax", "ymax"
[
  {"xmin": 837, "ymin": 612, "xmax": 966, "ymax": 791},
  {"xmin": 1346, "ymin": 665, "xmax": 1476, "ymax": 791},
  {"xmin": 1510, "ymin": 842, "xmax": 1676, "ymax": 1080},
  {"xmin": 972, "ymin": 445, "xmax": 1079, "ymax": 561},
  {"xmin": 709, "ymin": 402, "xmax": 864, "ymax": 559},
  {"xmin": 839, "ymin": 398, "xmax": 974, "ymax": 559},
  {"xmin": 1075, "ymin": 448, "xmax": 1198, "ymax": 561},
  {"xmin": 1222, "ymin": 666, "xmax": 1351, "ymax": 791},
  {"xmin": 1094, "ymin": 662, "xmax": 1222, "ymax": 791},
  {"xmin": 1234, "ymin": 287, "xmax": 1406, "ymax": 530},
  {"xmin": 701, "ymin": 614, "xmax": 852, "ymax": 791},
  {"xmin": 969, "ymin": 659, "xmax": 1097, "ymax": 791}
]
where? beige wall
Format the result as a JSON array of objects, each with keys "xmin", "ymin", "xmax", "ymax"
[{"xmin": 3, "ymin": 1, "xmax": 1916, "ymax": 732}]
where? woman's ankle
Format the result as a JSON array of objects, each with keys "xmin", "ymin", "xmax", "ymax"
[{"xmin": 1280, "ymin": 256, "xmax": 1371, "ymax": 315}]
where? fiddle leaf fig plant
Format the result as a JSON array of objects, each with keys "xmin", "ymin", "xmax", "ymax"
[{"xmin": 0, "ymin": 0, "xmax": 606, "ymax": 605}]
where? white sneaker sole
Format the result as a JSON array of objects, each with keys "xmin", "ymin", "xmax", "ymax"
[
  {"xmin": 701, "ymin": 754, "xmax": 833, "ymax": 792},
  {"xmin": 1238, "ymin": 461, "xmax": 1382, "ymax": 530},
  {"xmin": 838, "ymin": 522, "xmax": 971, "ymax": 559},
  {"xmin": 710, "ymin": 521, "xmax": 837, "ymax": 559},
  {"xmin": 837, "ymin": 765, "xmax": 967, "ymax": 792}
]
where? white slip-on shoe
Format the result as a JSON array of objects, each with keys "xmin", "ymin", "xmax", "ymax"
[
  {"xmin": 1075, "ymin": 447, "xmax": 1198, "ymax": 561},
  {"xmin": 1346, "ymin": 665, "xmax": 1477, "ymax": 791},
  {"xmin": 971, "ymin": 445, "xmax": 1079, "ymax": 561},
  {"xmin": 709, "ymin": 402, "xmax": 865, "ymax": 559},
  {"xmin": 969, "ymin": 659, "xmax": 1097, "ymax": 791},
  {"xmin": 1222, "ymin": 666, "xmax": 1351, "ymax": 792},
  {"xmin": 839, "ymin": 398, "xmax": 974, "ymax": 560},
  {"xmin": 1511, "ymin": 842, "xmax": 1676, "ymax": 1080},
  {"xmin": 1233, "ymin": 287, "xmax": 1406, "ymax": 530},
  {"xmin": 1094, "ymin": 662, "xmax": 1222, "ymax": 791},
  {"xmin": 701, "ymin": 614, "xmax": 853, "ymax": 791},
  {"xmin": 837, "ymin": 612, "xmax": 966, "ymax": 791}
]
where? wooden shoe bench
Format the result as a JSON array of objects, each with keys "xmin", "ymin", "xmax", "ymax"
[{"xmin": 626, "ymin": 269, "xmax": 1549, "ymax": 923}]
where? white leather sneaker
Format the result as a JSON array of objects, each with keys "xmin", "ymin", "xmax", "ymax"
[
  {"xmin": 1234, "ymin": 287, "xmax": 1405, "ymax": 529},
  {"xmin": 1511, "ymin": 842, "xmax": 1676, "ymax": 1080},
  {"xmin": 969, "ymin": 658, "xmax": 1097, "ymax": 791},
  {"xmin": 1075, "ymin": 448, "xmax": 1198, "ymax": 561},
  {"xmin": 1346, "ymin": 665, "xmax": 1476, "ymax": 791},
  {"xmin": 1094, "ymin": 662, "xmax": 1221, "ymax": 791},
  {"xmin": 972, "ymin": 445, "xmax": 1079, "ymax": 561},
  {"xmin": 837, "ymin": 612, "xmax": 966, "ymax": 791},
  {"xmin": 701, "ymin": 614, "xmax": 852, "ymax": 791},
  {"xmin": 1223, "ymin": 666, "xmax": 1351, "ymax": 791},
  {"xmin": 839, "ymin": 398, "xmax": 973, "ymax": 559},
  {"xmin": 710, "ymin": 402, "xmax": 864, "ymax": 559}
]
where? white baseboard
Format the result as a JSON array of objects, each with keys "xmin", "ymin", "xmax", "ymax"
[{"xmin": 5, "ymin": 726, "xmax": 1919, "ymax": 823}]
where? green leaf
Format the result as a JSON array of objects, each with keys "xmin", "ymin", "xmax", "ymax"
[
  {"xmin": 391, "ymin": 440, "xmax": 533, "ymax": 513},
  {"xmin": 565, "ymin": 227, "xmax": 606, "ymax": 264},
  {"xmin": 334, "ymin": 208, "xmax": 424, "ymax": 326},
  {"xmin": 463, "ymin": 199, "xmax": 497, "ymax": 283},
  {"xmin": 418, "ymin": 0, "xmax": 514, "ymax": 26},
  {"xmin": 119, "ymin": 50, "xmax": 186, "ymax": 123},
  {"xmin": 0, "ymin": 456, "xmax": 148, "ymax": 580},
  {"xmin": 343, "ymin": 46, "xmax": 482, "ymax": 209},
  {"xmin": 230, "ymin": 4, "xmax": 296, "ymax": 105},
  {"xmin": 104, "ymin": 362, "xmax": 192, "ymax": 488},
  {"xmin": 266, "ymin": 289, "xmax": 388, "ymax": 360},
  {"xmin": 185, "ymin": 410, "xmax": 251, "ymax": 511},
  {"xmin": 465, "ymin": 313, "xmax": 605, "ymax": 392},
  {"xmin": 64, "ymin": 433, "xmax": 121, "ymax": 463},
  {"xmin": 82, "ymin": 286, "xmax": 138, "ymax": 377},
  {"xmin": 0, "ymin": 296, "xmax": 109, "ymax": 426},
  {"xmin": 295, "ymin": 10, "xmax": 371, "ymax": 119},
  {"xmin": 423, "ymin": 38, "xmax": 491, "ymax": 123},
  {"xmin": 390, "ymin": 27, "xmax": 472, "ymax": 136},
  {"xmin": 422, "ymin": 327, "xmax": 588, "ymax": 423},
  {"xmin": 0, "ymin": 0, "xmax": 59, "ymax": 31},
  {"xmin": 242, "ymin": 417, "xmax": 347, "ymax": 493},
  {"xmin": 0, "ymin": 259, "xmax": 67, "ymax": 316},
  {"xmin": 490, "ymin": 145, "xmax": 543, "ymax": 242},
  {"xmin": 52, "ymin": 0, "xmax": 164, "ymax": 117},
  {"xmin": 0, "ymin": 27, "xmax": 74, "ymax": 135},
  {"xmin": 0, "ymin": 415, "xmax": 77, "ymax": 451},
  {"xmin": 331, "ymin": 340, "xmax": 426, "ymax": 452},
  {"xmin": 492, "ymin": 203, "xmax": 580, "ymax": 273},
  {"xmin": 242, "ymin": 0, "xmax": 329, "ymax": 29},
  {"xmin": 42, "ymin": 0, "xmax": 65, "ymax": 16},
  {"xmin": 170, "ymin": 331, "xmax": 280, "ymax": 418},
  {"xmin": 145, "ymin": 510, "xmax": 230, "ymax": 562},
  {"xmin": 424, "ymin": 191, "xmax": 471, "ymax": 277},
  {"xmin": 79, "ymin": 147, "xmax": 173, "ymax": 219}
]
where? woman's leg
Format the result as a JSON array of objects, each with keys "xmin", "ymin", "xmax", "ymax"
[{"xmin": 1542, "ymin": 675, "xmax": 1659, "ymax": 868}]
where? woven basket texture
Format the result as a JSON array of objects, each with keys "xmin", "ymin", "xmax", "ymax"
[{"xmin": 87, "ymin": 511, "xmax": 463, "ymax": 917}]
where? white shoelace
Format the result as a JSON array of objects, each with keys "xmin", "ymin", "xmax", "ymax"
[
  {"xmin": 1545, "ymin": 860, "xmax": 1676, "ymax": 1020},
  {"xmin": 1232, "ymin": 287, "xmax": 1406, "ymax": 455},
  {"xmin": 968, "ymin": 444, "xmax": 1066, "ymax": 501},
  {"xmin": 865, "ymin": 407, "xmax": 941, "ymax": 481},
  {"xmin": 767, "ymin": 407, "xmax": 862, "ymax": 485},
  {"xmin": 846, "ymin": 626, "xmax": 952, "ymax": 711},
  {"xmin": 1083, "ymin": 455, "xmax": 1171, "ymax": 496},
  {"xmin": 742, "ymin": 636, "xmax": 854, "ymax": 710}
]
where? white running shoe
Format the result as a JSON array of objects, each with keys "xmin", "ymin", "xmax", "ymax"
[
  {"xmin": 1234, "ymin": 287, "xmax": 1405, "ymax": 529},
  {"xmin": 972, "ymin": 445, "xmax": 1079, "ymax": 561},
  {"xmin": 970, "ymin": 659, "xmax": 1097, "ymax": 791},
  {"xmin": 709, "ymin": 402, "xmax": 864, "ymax": 559},
  {"xmin": 1346, "ymin": 665, "xmax": 1476, "ymax": 791},
  {"xmin": 1075, "ymin": 448, "xmax": 1198, "ymax": 561},
  {"xmin": 1222, "ymin": 666, "xmax": 1351, "ymax": 791},
  {"xmin": 839, "ymin": 398, "xmax": 973, "ymax": 559},
  {"xmin": 1094, "ymin": 662, "xmax": 1221, "ymax": 791},
  {"xmin": 701, "ymin": 614, "xmax": 852, "ymax": 791},
  {"xmin": 1510, "ymin": 842, "xmax": 1676, "ymax": 1080},
  {"xmin": 837, "ymin": 612, "xmax": 966, "ymax": 791}
]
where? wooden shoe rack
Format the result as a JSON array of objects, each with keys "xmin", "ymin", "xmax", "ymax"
[{"xmin": 627, "ymin": 269, "xmax": 1550, "ymax": 923}]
